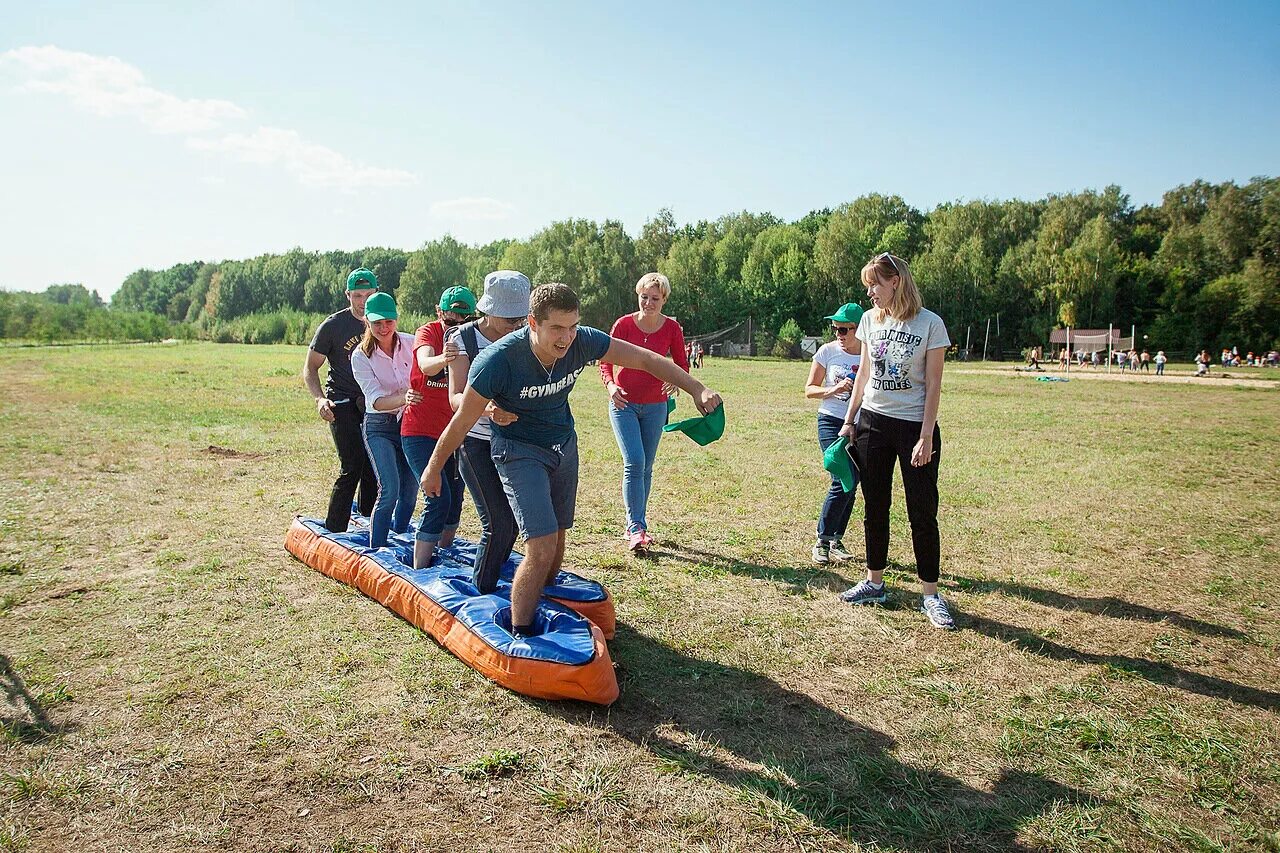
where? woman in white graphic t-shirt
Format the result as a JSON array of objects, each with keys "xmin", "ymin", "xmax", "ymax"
[
  {"xmin": 837, "ymin": 253, "xmax": 955, "ymax": 630},
  {"xmin": 803, "ymin": 302, "xmax": 864, "ymax": 567}
]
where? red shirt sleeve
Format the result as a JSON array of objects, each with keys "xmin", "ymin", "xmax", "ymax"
[{"xmin": 416, "ymin": 322, "xmax": 444, "ymax": 354}]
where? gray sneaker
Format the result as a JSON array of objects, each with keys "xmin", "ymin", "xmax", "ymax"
[
  {"xmin": 921, "ymin": 594, "xmax": 956, "ymax": 630},
  {"xmin": 828, "ymin": 539, "xmax": 855, "ymax": 561},
  {"xmin": 811, "ymin": 542, "xmax": 830, "ymax": 565},
  {"xmin": 839, "ymin": 580, "xmax": 887, "ymax": 606}
]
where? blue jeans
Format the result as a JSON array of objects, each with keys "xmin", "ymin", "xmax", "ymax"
[
  {"xmin": 457, "ymin": 435, "xmax": 518, "ymax": 593},
  {"xmin": 362, "ymin": 412, "xmax": 417, "ymax": 549},
  {"xmin": 817, "ymin": 413, "xmax": 858, "ymax": 542},
  {"xmin": 608, "ymin": 400, "xmax": 668, "ymax": 534},
  {"xmin": 402, "ymin": 434, "xmax": 463, "ymax": 544}
]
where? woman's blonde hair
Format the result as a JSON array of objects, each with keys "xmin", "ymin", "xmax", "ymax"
[
  {"xmin": 860, "ymin": 253, "xmax": 922, "ymax": 322},
  {"xmin": 635, "ymin": 272, "xmax": 671, "ymax": 298}
]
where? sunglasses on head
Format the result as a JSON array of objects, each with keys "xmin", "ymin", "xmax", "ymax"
[{"xmin": 876, "ymin": 252, "xmax": 901, "ymax": 277}]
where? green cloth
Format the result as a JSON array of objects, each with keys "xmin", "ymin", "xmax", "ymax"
[
  {"xmin": 666, "ymin": 395, "xmax": 677, "ymax": 416},
  {"xmin": 662, "ymin": 401, "xmax": 725, "ymax": 446},
  {"xmin": 364, "ymin": 292, "xmax": 398, "ymax": 321},
  {"xmin": 823, "ymin": 435, "xmax": 855, "ymax": 493},
  {"xmin": 346, "ymin": 267, "xmax": 378, "ymax": 291}
]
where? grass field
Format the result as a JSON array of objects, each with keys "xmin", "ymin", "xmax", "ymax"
[{"xmin": 1, "ymin": 342, "xmax": 1278, "ymax": 852}]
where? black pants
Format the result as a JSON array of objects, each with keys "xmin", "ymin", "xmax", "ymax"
[
  {"xmin": 457, "ymin": 435, "xmax": 519, "ymax": 593},
  {"xmin": 324, "ymin": 402, "xmax": 377, "ymax": 532},
  {"xmin": 853, "ymin": 409, "xmax": 941, "ymax": 583}
]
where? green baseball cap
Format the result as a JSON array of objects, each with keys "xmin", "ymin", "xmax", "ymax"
[
  {"xmin": 346, "ymin": 268, "xmax": 378, "ymax": 291},
  {"xmin": 364, "ymin": 292, "xmax": 398, "ymax": 321},
  {"xmin": 825, "ymin": 303, "xmax": 864, "ymax": 324},
  {"xmin": 662, "ymin": 401, "xmax": 725, "ymax": 446},
  {"xmin": 822, "ymin": 435, "xmax": 856, "ymax": 493},
  {"xmin": 439, "ymin": 286, "xmax": 477, "ymax": 315}
]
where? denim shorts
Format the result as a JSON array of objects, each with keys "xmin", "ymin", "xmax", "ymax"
[{"xmin": 490, "ymin": 431, "xmax": 578, "ymax": 541}]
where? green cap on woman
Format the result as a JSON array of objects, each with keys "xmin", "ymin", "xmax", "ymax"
[{"xmin": 364, "ymin": 292, "xmax": 398, "ymax": 321}]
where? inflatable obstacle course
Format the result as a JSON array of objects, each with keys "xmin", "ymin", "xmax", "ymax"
[{"xmin": 285, "ymin": 516, "xmax": 618, "ymax": 704}]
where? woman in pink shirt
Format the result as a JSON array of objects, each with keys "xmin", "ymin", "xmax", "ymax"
[
  {"xmin": 350, "ymin": 293, "xmax": 421, "ymax": 550},
  {"xmin": 600, "ymin": 273, "xmax": 690, "ymax": 553}
]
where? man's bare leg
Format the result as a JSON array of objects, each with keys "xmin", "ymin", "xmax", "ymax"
[
  {"xmin": 542, "ymin": 529, "xmax": 566, "ymax": 588},
  {"xmin": 512, "ymin": 531, "xmax": 559, "ymax": 630},
  {"xmin": 413, "ymin": 541, "xmax": 436, "ymax": 570}
]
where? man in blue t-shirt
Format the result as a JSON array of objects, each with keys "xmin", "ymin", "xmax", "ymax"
[{"xmin": 421, "ymin": 283, "xmax": 722, "ymax": 638}]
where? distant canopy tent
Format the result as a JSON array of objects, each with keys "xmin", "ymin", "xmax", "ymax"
[{"xmin": 1049, "ymin": 328, "xmax": 1133, "ymax": 353}]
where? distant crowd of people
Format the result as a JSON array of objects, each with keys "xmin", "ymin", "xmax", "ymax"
[
  {"xmin": 1218, "ymin": 347, "xmax": 1279, "ymax": 368},
  {"xmin": 1054, "ymin": 347, "xmax": 1167, "ymax": 375},
  {"xmin": 684, "ymin": 340, "xmax": 704, "ymax": 369},
  {"xmin": 1039, "ymin": 345, "xmax": 1279, "ymax": 377}
]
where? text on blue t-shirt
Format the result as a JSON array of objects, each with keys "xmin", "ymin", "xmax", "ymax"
[{"xmin": 467, "ymin": 325, "xmax": 612, "ymax": 448}]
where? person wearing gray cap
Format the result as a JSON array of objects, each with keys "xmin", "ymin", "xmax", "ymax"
[{"xmin": 443, "ymin": 270, "xmax": 531, "ymax": 592}]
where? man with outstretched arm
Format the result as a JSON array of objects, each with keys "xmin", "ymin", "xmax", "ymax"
[{"xmin": 420, "ymin": 283, "xmax": 722, "ymax": 637}]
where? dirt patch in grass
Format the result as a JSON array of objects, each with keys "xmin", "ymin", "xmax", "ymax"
[{"xmin": 203, "ymin": 445, "xmax": 266, "ymax": 460}]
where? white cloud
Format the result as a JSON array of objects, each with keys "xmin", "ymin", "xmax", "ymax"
[
  {"xmin": 430, "ymin": 197, "xmax": 516, "ymax": 221},
  {"xmin": 188, "ymin": 127, "xmax": 417, "ymax": 191},
  {"xmin": 0, "ymin": 45, "xmax": 244, "ymax": 133},
  {"xmin": 1, "ymin": 45, "xmax": 417, "ymax": 191}
]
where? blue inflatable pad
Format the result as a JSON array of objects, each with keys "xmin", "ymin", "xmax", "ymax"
[{"xmin": 298, "ymin": 516, "xmax": 605, "ymax": 666}]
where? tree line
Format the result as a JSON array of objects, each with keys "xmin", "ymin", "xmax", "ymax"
[
  {"xmin": 0, "ymin": 284, "xmax": 178, "ymax": 344},
  {"xmin": 7, "ymin": 178, "xmax": 1278, "ymax": 353}
]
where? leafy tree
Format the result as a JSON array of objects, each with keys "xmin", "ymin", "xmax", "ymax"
[
  {"xmin": 43, "ymin": 284, "xmax": 103, "ymax": 307},
  {"xmin": 303, "ymin": 258, "xmax": 344, "ymax": 314},
  {"xmin": 398, "ymin": 236, "xmax": 469, "ymax": 314},
  {"xmin": 812, "ymin": 194, "xmax": 924, "ymax": 312},
  {"xmin": 636, "ymin": 208, "xmax": 677, "ymax": 273},
  {"xmin": 740, "ymin": 224, "xmax": 813, "ymax": 334}
]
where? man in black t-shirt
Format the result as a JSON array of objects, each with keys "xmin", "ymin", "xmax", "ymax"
[{"xmin": 302, "ymin": 268, "xmax": 379, "ymax": 532}]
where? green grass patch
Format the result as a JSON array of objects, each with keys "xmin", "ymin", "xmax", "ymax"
[{"xmin": 0, "ymin": 343, "xmax": 1276, "ymax": 850}]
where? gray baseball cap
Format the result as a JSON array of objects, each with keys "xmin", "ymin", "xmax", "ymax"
[{"xmin": 477, "ymin": 270, "xmax": 531, "ymax": 318}]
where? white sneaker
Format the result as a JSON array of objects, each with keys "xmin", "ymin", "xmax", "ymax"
[
  {"xmin": 921, "ymin": 594, "xmax": 956, "ymax": 630},
  {"xmin": 811, "ymin": 542, "xmax": 830, "ymax": 565},
  {"xmin": 828, "ymin": 539, "xmax": 855, "ymax": 561}
]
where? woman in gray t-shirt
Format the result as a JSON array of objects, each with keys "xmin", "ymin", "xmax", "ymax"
[{"xmin": 837, "ymin": 253, "xmax": 955, "ymax": 630}]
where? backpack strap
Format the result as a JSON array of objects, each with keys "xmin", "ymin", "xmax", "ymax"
[{"xmin": 457, "ymin": 321, "xmax": 480, "ymax": 361}]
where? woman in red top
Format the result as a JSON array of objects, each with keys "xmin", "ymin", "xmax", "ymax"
[
  {"xmin": 601, "ymin": 272, "xmax": 690, "ymax": 553},
  {"xmin": 402, "ymin": 286, "xmax": 475, "ymax": 568}
]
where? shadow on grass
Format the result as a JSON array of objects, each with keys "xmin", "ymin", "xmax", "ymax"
[
  {"xmin": 656, "ymin": 542, "xmax": 857, "ymax": 594},
  {"xmin": 950, "ymin": 575, "xmax": 1248, "ymax": 640},
  {"xmin": 557, "ymin": 626, "xmax": 1093, "ymax": 851},
  {"xmin": 964, "ymin": 614, "xmax": 1280, "ymax": 713},
  {"xmin": 1, "ymin": 654, "xmax": 77, "ymax": 744}
]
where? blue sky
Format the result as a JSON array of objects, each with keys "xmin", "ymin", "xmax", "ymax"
[{"xmin": 2, "ymin": 0, "xmax": 1277, "ymax": 297}]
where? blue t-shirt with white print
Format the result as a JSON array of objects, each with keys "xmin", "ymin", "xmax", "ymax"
[{"xmin": 468, "ymin": 325, "xmax": 612, "ymax": 448}]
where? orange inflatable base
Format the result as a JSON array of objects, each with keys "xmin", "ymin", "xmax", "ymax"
[{"xmin": 285, "ymin": 518, "xmax": 619, "ymax": 705}]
